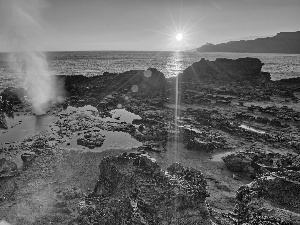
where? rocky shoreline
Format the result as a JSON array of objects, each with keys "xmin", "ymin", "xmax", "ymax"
[{"xmin": 1, "ymin": 57, "xmax": 300, "ymax": 224}]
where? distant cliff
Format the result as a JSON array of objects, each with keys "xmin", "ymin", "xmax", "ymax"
[{"xmin": 197, "ymin": 31, "xmax": 300, "ymax": 54}]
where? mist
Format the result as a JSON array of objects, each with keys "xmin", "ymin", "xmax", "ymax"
[{"xmin": 0, "ymin": 0, "xmax": 63, "ymax": 115}]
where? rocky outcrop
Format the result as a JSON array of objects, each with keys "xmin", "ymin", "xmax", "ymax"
[
  {"xmin": 222, "ymin": 153, "xmax": 253, "ymax": 173},
  {"xmin": 0, "ymin": 113, "xmax": 8, "ymax": 129},
  {"xmin": 0, "ymin": 87, "xmax": 25, "ymax": 104},
  {"xmin": 197, "ymin": 31, "xmax": 300, "ymax": 54},
  {"xmin": 112, "ymin": 68, "xmax": 167, "ymax": 97},
  {"xmin": 77, "ymin": 131, "xmax": 105, "ymax": 149},
  {"xmin": 62, "ymin": 68, "xmax": 167, "ymax": 107},
  {"xmin": 77, "ymin": 152, "xmax": 212, "ymax": 225},
  {"xmin": 182, "ymin": 126, "xmax": 227, "ymax": 151},
  {"xmin": 222, "ymin": 150, "xmax": 300, "ymax": 177},
  {"xmin": 178, "ymin": 58, "xmax": 269, "ymax": 84},
  {"xmin": 235, "ymin": 170, "xmax": 300, "ymax": 224},
  {"xmin": 0, "ymin": 158, "xmax": 18, "ymax": 178}
]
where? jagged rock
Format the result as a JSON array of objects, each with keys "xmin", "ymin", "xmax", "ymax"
[
  {"xmin": 222, "ymin": 153, "xmax": 253, "ymax": 172},
  {"xmin": 77, "ymin": 131, "xmax": 105, "ymax": 149},
  {"xmin": 0, "ymin": 87, "xmax": 25, "ymax": 104},
  {"xmin": 77, "ymin": 152, "xmax": 212, "ymax": 225},
  {"xmin": 182, "ymin": 126, "xmax": 227, "ymax": 151},
  {"xmin": 234, "ymin": 170, "xmax": 300, "ymax": 224},
  {"xmin": 21, "ymin": 152, "xmax": 37, "ymax": 163},
  {"xmin": 0, "ymin": 158, "xmax": 18, "ymax": 177},
  {"xmin": 0, "ymin": 113, "xmax": 8, "ymax": 129}
]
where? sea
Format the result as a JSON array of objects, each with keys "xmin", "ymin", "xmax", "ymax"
[{"xmin": 0, "ymin": 51, "xmax": 300, "ymax": 92}]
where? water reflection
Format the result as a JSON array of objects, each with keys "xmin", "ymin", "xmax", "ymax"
[
  {"xmin": 166, "ymin": 51, "xmax": 184, "ymax": 77},
  {"xmin": 0, "ymin": 114, "xmax": 58, "ymax": 145}
]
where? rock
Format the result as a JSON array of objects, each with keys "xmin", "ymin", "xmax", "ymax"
[
  {"xmin": 114, "ymin": 68, "xmax": 167, "ymax": 97},
  {"xmin": 59, "ymin": 187, "xmax": 83, "ymax": 200},
  {"xmin": 222, "ymin": 152, "xmax": 253, "ymax": 172},
  {"xmin": 0, "ymin": 179, "xmax": 17, "ymax": 201},
  {"xmin": 21, "ymin": 152, "xmax": 37, "ymax": 163},
  {"xmin": 0, "ymin": 87, "xmax": 25, "ymax": 104},
  {"xmin": 178, "ymin": 58, "xmax": 268, "ymax": 84},
  {"xmin": 234, "ymin": 170, "xmax": 300, "ymax": 224},
  {"xmin": 0, "ymin": 158, "xmax": 18, "ymax": 177},
  {"xmin": 0, "ymin": 113, "xmax": 8, "ymax": 129},
  {"xmin": 223, "ymin": 150, "xmax": 300, "ymax": 176},
  {"xmin": 232, "ymin": 174, "xmax": 240, "ymax": 180},
  {"xmin": 61, "ymin": 68, "xmax": 167, "ymax": 108},
  {"xmin": 77, "ymin": 131, "xmax": 105, "ymax": 149},
  {"xmin": 77, "ymin": 152, "xmax": 212, "ymax": 225}
]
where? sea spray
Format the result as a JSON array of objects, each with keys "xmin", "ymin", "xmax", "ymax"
[{"xmin": 0, "ymin": 0, "xmax": 63, "ymax": 115}]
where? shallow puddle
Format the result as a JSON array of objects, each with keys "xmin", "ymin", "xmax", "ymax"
[
  {"xmin": 0, "ymin": 114, "xmax": 59, "ymax": 145},
  {"xmin": 104, "ymin": 108, "xmax": 141, "ymax": 124},
  {"xmin": 58, "ymin": 106, "xmax": 142, "ymax": 151},
  {"xmin": 0, "ymin": 105, "xmax": 142, "ymax": 164},
  {"xmin": 60, "ymin": 130, "xmax": 142, "ymax": 152},
  {"xmin": 210, "ymin": 151, "xmax": 233, "ymax": 162},
  {"xmin": 0, "ymin": 114, "xmax": 59, "ymax": 169}
]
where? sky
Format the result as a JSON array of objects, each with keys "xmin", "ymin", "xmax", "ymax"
[{"xmin": 0, "ymin": 0, "xmax": 300, "ymax": 51}]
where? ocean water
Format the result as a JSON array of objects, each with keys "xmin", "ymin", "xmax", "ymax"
[{"xmin": 0, "ymin": 51, "xmax": 300, "ymax": 92}]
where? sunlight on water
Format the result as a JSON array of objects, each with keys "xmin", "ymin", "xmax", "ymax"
[
  {"xmin": 173, "ymin": 52, "xmax": 183, "ymax": 162},
  {"xmin": 1, "ymin": 52, "xmax": 300, "ymax": 92}
]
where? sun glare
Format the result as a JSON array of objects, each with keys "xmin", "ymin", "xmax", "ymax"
[{"xmin": 176, "ymin": 33, "xmax": 183, "ymax": 41}]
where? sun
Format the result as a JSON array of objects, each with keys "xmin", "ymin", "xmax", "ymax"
[{"xmin": 176, "ymin": 33, "xmax": 183, "ymax": 41}]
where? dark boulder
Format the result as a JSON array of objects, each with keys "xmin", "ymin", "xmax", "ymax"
[
  {"xmin": 178, "ymin": 58, "xmax": 269, "ymax": 84},
  {"xmin": 0, "ymin": 87, "xmax": 25, "ymax": 104},
  {"xmin": 222, "ymin": 152, "xmax": 253, "ymax": 172},
  {"xmin": 0, "ymin": 158, "xmax": 18, "ymax": 178}
]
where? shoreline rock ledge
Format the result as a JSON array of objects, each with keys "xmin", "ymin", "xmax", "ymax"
[{"xmin": 77, "ymin": 152, "xmax": 213, "ymax": 225}]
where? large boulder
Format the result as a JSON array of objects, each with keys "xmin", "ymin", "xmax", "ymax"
[
  {"xmin": 77, "ymin": 152, "xmax": 212, "ymax": 225},
  {"xmin": 222, "ymin": 152, "xmax": 253, "ymax": 172},
  {"xmin": 235, "ymin": 170, "xmax": 300, "ymax": 224},
  {"xmin": 178, "ymin": 58, "xmax": 269, "ymax": 84}
]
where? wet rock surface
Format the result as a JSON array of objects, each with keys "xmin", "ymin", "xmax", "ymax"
[{"xmin": 1, "ymin": 58, "xmax": 300, "ymax": 224}]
